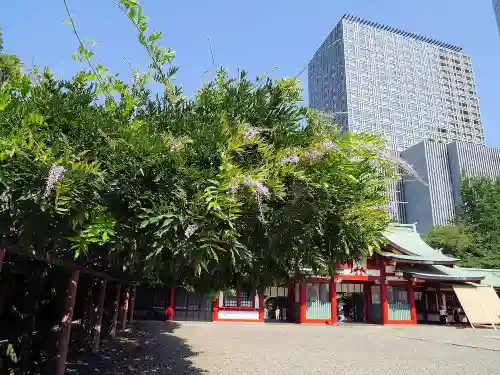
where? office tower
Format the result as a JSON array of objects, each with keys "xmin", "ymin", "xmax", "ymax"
[
  {"xmin": 494, "ymin": 0, "xmax": 500, "ymax": 35},
  {"xmin": 308, "ymin": 14, "xmax": 485, "ymax": 152},
  {"xmin": 403, "ymin": 140, "xmax": 500, "ymax": 233}
]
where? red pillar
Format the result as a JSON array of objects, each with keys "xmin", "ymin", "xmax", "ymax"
[
  {"xmin": 258, "ymin": 291, "xmax": 264, "ymax": 321},
  {"xmin": 120, "ymin": 286, "xmax": 130, "ymax": 330},
  {"xmin": 380, "ymin": 262, "xmax": 389, "ymax": 325},
  {"xmin": 212, "ymin": 293, "xmax": 219, "ymax": 321},
  {"xmin": 165, "ymin": 287, "xmax": 175, "ymax": 321},
  {"xmin": 55, "ymin": 268, "xmax": 80, "ymax": 375},
  {"xmin": 91, "ymin": 279, "xmax": 107, "ymax": 353},
  {"xmin": 408, "ymin": 280, "xmax": 417, "ymax": 324},
  {"xmin": 287, "ymin": 284, "xmax": 295, "ymax": 322},
  {"xmin": 110, "ymin": 281, "xmax": 122, "ymax": 339},
  {"xmin": 330, "ymin": 277, "xmax": 338, "ymax": 324},
  {"xmin": 299, "ymin": 280, "xmax": 306, "ymax": 323},
  {"xmin": 128, "ymin": 285, "xmax": 136, "ymax": 325}
]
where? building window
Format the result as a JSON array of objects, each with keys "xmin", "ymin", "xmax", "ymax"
[
  {"xmin": 223, "ymin": 288, "xmax": 255, "ymax": 308},
  {"xmin": 387, "ymin": 287, "xmax": 408, "ymax": 304},
  {"xmin": 306, "ymin": 283, "xmax": 330, "ymax": 302}
]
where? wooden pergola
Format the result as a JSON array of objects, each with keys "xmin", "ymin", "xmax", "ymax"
[{"xmin": 0, "ymin": 244, "xmax": 138, "ymax": 375}]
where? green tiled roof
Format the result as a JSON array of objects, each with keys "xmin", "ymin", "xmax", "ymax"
[
  {"xmin": 400, "ymin": 264, "xmax": 485, "ymax": 282},
  {"xmin": 381, "ymin": 253, "xmax": 455, "ymax": 265},
  {"xmin": 382, "ymin": 224, "xmax": 458, "ymax": 264},
  {"xmin": 461, "ymin": 268, "xmax": 500, "ymax": 288}
]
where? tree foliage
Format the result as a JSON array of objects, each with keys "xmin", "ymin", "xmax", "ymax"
[
  {"xmin": 0, "ymin": 1, "xmax": 412, "ymax": 290},
  {"xmin": 0, "ymin": 26, "xmax": 22, "ymax": 84},
  {"xmin": 425, "ymin": 176, "xmax": 500, "ymax": 268}
]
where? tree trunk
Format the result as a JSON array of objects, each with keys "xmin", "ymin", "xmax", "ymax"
[
  {"xmin": 55, "ymin": 268, "xmax": 80, "ymax": 375},
  {"xmin": 109, "ymin": 281, "xmax": 121, "ymax": 339},
  {"xmin": 91, "ymin": 279, "xmax": 107, "ymax": 353}
]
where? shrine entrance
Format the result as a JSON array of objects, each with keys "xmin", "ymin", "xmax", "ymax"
[
  {"xmin": 337, "ymin": 283, "xmax": 365, "ymax": 323},
  {"xmin": 264, "ymin": 286, "xmax": 289, "ymax": 322}
]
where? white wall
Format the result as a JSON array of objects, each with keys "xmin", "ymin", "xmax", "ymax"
[{"xmin": 218, "ymin": 310, "xmax": 259, "ymax": 320}]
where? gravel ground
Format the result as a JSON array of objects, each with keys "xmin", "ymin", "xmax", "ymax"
[{"xmin": 67, "ymin": 321, "xmax": 500, "ymax": 375}]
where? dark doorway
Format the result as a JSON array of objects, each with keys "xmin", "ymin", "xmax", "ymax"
[
  {"xmin": 337, "ymin": 283, "xmax": 364, "ymax": 322},
  {"xmin": 264, "ymin": 286, "xmax": 288, "ymax": 321},
  {"xmin": 173, "ymin": 289, "xmax": 212, "ymax": 322}
]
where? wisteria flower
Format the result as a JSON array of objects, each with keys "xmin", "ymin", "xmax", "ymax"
[
  {"xmin": 244, "ymin": 177, "xmax": 270, "ymax": 197},
  {"xmin": 169, "ymin": 137, "xmax": 182, "ymax": 152},
  {"xmin": 242, "ymin": 127, "xmax": 259, "ymax": 142},
  {"xmin": 184, "ymin": 224, "xmax": 199, "ymax": 239},
  {"xmin": 43, "ymin": 164, "xmax": 66, "ymax": 198},
  {"xmin": 359, "ymin": 141, "xmax": 427, "ymax": 185},
  {"xmin": 280, "ymin": 155, "xmax": 300, "ymax": 165}
]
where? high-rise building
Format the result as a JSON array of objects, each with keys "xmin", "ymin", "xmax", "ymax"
[
  {"xmin": 308, "ymin": 14, "xmax": 485, "ymax": 152},
  {"xmin": 403, "ymin": 140, "xmax": 500, "ymax": 233},
  {"xmin": 493, "ymin": 0, "xmax": 500, "ymax": 35}
]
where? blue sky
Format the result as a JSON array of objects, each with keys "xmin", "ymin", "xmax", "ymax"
[{"xmin": 2, "ymin": 0, "xmax": 500, "ymax": 146}]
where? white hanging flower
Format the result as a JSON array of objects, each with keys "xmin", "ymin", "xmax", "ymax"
[
  {"xmin": 242, "ymin": 127, "xmax": 259, "ymax": 142},
  {"xmin": 280, "ymin": 155, "xmax": 300, "ymax": 165},
  {"xmin": 322, "ymin": 140, "xmax": 341, "ymax": 152},
  {"xmin": 169, "ymin": 137, "xmax": 182, "ymax": 152},
  {"xmin": 244, "ymin": 177, "xmax": 270, "ymax": 197},
  {"xmin": 359, "ymin": 141, "xmax": 427, "ymax": 185},
  {"xmin": 43, "ymin": 164, "xmax": 66, "ymax": 198},
  {"xmin": 304, "ymin": 150, "xmax": 321, "ymax": 161},
  {"xmin": 228, "ymin": 180, "xmax": 240, "ymax": 195},
  {"xmin": 184, "ymin": 224, "xmax": 199, "ymax": 239}
]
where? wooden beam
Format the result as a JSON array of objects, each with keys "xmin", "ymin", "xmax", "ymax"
[
  {"xmin": 0, "ymin": 242, "xmax": 124, "ymax": 282},
  {"xmin": 55, "ymin": 268, "xmax": 80, "ymax": 375}
]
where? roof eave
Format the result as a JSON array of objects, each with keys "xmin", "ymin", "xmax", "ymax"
[{"xmin": 403, "ymin": 272, "xmax": 485, "ymax": 282}]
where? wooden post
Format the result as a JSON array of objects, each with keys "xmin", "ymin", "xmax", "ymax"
[
  {"xmin": 128, "ymin": 285, "xmax": 136, "ymax": 326},
  {"xmin": 380, "ymin": 262, "xmax": 389, "ymax": 325},
  {"xmin": 236, "ymin": 284, "xmax": 241, "ymax": 307},
  {"xmin": 110, "ymin": 281, "xmax": 122, "ymax": 339},
  {"xmin": 0, "ymin": 248, "xmax": 5, "ymax": 271},
  {"xmin": 330, "ymin": 276, "xmax": 338, "ymax": 324},
  {"xmin": 423, "ymin": 291, "xmax": 429, "ymax": 323},
  {"xmin": 363, "ymin": 283, "xmax": 371, "ymax": 322},
  {"xmin": 91, "ymin": 279, "xmax": 107, "ymax": 353},
  {"xmin": 409, "ymin": 280, "xmax": 417, "ymax": 324},
  {"xmin": 55, "ymin": 268, "xmax": 80, "ymax": 375},
  {"xmin": 299, "ymin": 280, "xmax": 306, "ymax": 323},
  {"xmin": 287, "ymin": 284, "xmax": 295, "ymax": 322},
  {"xmin": 120, "ymin": 286, "xmax": 130, "ymax": 330}
]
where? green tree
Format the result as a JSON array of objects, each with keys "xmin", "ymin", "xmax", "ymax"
[
  {"xmin": 0, "ymin": 26, "xmax": 22, "ymax": 84},
  {"xmin": 0, "ymin": 0, "xmax": 421, "ymax": 292},
  {"xmin": 425, "ymin": 176, "xmax": 500, "ymax": 268}
]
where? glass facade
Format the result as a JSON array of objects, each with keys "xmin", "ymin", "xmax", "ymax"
[
  {"xmin": 309, "ymin": 15, "xmax": 485, "ymax": 222},
  {"xmin": 309, "ymin": 14, "xmax": 485, "ymax": 153},
  {"xmin": 494, "ymin": 0, "xmax": 500, "ymax": 35}
]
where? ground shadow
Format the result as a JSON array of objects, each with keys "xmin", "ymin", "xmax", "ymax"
[{"xmin": 66, "ymin": 321, "xmax": 207, "ymax": 375}]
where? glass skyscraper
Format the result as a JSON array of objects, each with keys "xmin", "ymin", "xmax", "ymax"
[
  {"xmin": 308, "ymin": 14, "xmax": 485, "ymax": 152},
  {"xmin": 494, "ymin": 0, "xmax": 500, "ymax": 35}
]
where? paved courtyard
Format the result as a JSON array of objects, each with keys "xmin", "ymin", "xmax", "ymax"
[{"xmin": 70, "ymin": 321, "xmax": 500, "ymax": 375}]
